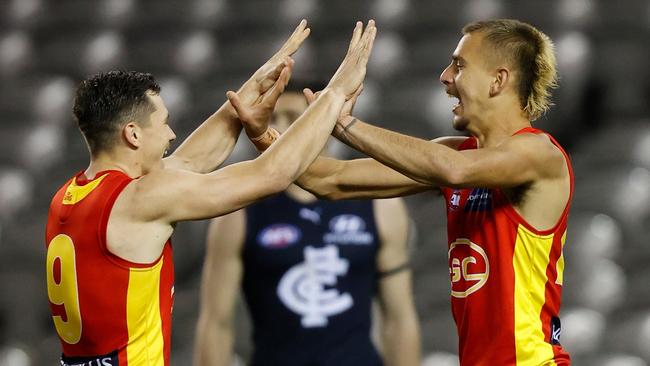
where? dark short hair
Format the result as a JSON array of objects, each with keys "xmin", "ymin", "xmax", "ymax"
[{"xmin": 73, "ymin": 70, "xmax": 161, "ymax": 154}]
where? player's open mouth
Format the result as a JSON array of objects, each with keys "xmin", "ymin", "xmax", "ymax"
[{"xmin": 449, "ymin": 94, "xmax": 462, "ymax": 114}]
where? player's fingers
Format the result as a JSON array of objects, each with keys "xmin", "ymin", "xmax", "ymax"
[
  {"xmin": 280, "ymin": 20, "xmax": 311, "ymax": 56},
  {"xmin": 359, "ymin": 22, "xmax": 377, "ymax": 65},
  {"xmin": 260, "ymin": 58, "xmax": 291, "ymax": 91},
  {"xmin": 303, "ymin": 88, "xmax": 316, "ymax": 105},
  {"xmin": 262, "ymin": 64, "xmax": 292, "ymax": 106},
  {"xmin": 269, "ymin": 59, "xmax": 288, "ymax": 79},
  {"xmin": 226, "ymin": 91, "xmax": 251, "ymax": 121},
  {"xmin": 346, "ymin": 21, "xmax": 363, "ymax": 55},
  {"xmin": 355, "ymin": 20, "xmax": 375, "ymax": 60}
]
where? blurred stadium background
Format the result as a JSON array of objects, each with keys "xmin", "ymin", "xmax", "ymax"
[{"xmin": 0, "ymin": 0, "xmax": 649, "ymax": 365}]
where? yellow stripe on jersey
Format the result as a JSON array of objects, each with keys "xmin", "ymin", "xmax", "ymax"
[
  {"xmin": 513, "ymin": 225, "xmax": 556, "ymax": 366},
  {"xmin": 126, "ymin": 258, "xmax": 165, "ymax": 366},
  {"xmin": 62, "ymin": 174, "xmax": 108, "ymax": 205},
  {"xmin": 555, "ymin": 231, "xmax": 567, "ymax": 286}
]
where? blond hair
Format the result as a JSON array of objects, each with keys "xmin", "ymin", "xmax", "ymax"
[{"xmin": 462, "ymin": 19, "xmax": 558, "ymax": 121}]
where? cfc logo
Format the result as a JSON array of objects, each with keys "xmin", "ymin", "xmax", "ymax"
[
  {"xmin": 277, "ymin": 245, "xmax": 353, "ymax": 327},
  {"xmin": 448, "ymin": 238, "xmax": 489, "ymax": 298}
]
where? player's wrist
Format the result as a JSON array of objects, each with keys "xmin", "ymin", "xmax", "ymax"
[
  {"xmin": 244, "ymin": 124, "xmax": 268, "ymax": 139},
  {"xmin": 250, "ymin": 127, "xmax": 280, "ymax": 152},
  {"xmin": 333, "ymin": 116, "xmax": 357, "ymax": 137}
]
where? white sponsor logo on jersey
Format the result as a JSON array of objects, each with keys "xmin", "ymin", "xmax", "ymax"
[{"xmin": 323, "ymin": 214, "xmax": 373, "ymax": 245}]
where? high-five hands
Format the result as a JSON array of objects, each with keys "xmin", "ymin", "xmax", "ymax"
[
  {"xmin": 229, "ymin": 20, "xmax": 377, "ymax": 147},
  {"xmin": 303, "ymin": 20, "xmax": 376, "ymax": 133},
  {"xmin": 232, "ymin": 20, "xmax": 310, "ymax": 138},
  {"xmin": 227, "ymin": 58, "xmax": 293, "ymax": 142},
  {"xmin": 324, "ymin": 20, "xmax": 376, "ymax": 100}
]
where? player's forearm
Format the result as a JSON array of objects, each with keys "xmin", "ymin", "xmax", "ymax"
[
  {"xmin": 295, "ymin": 157, "xmax": 347, "ymax": 199},
  {"xmin": 194, "ymin": 323, "xmax": 234, "ymax": 366},
  {"xmin": 335, "ymin": 118, "xmax": 466, "ymax": 187},
  {"xmin": 381, "ymin": 318, "xmax": 421, "ymax": 366},
  {"xmin": 170, "ymin": 103, "xmax": 242, "ymax": 173},
  {"xmin": 259, "ymin": 90, "xmax": 345, "ymax": 186},
  {"xmin": 297, "ymin": 157, "xmax": 430, "ymax": 200}
]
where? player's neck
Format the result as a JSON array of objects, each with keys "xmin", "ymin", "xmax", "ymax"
[
  {"xmin": 471, "ymin": 108, "xmax": 531, "ymax": 148},
  {"xmin": 285, "ymin": 184, "xmax": 318, "ymax": 204},
  {"xmin": 85, "ymin": 150, "xmax": 146, "ymax": 179}
]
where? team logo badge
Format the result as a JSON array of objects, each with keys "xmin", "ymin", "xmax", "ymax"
[
  {"xmin": 277, "ymin": 245, "xmax": 353, "ymax": 327},
  {"xmin": 323, "ymin": 214, "xmax": 373, "ymax": 245},
  {"xmin": 449, "ymin": 189, "xmax": 461, "ymax": 211},
  {"xmin": 448, "ymin": 238, "xmax": 490, "ymax": 298},
  {"xmin": 257, "ymin": 224, "xmax": 301, "ymax": 249}
]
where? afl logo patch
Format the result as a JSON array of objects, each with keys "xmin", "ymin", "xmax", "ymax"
[
  {"xmin": 258, "ymin": 224, "xmax": 301, "ymax": 249},
  {"xmin": 448, "ymin": 238, "xmax": 489, "ymax": 298},
  {"xmin": 449, "ymin": 189, "xmax": 461, "ymax": 211}
]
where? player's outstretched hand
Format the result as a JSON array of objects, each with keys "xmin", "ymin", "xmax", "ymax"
[
  {"xmin": 226, "ymin": 58, "xmax": 294, "ymax": 137},
  {"xmin": 326, "ymin": 20, "xmax": 376, "ymax": 99},
  {"xmin": 237, "ymin": 19, "xmax": 310, "ymax": 103},
  {"xmin": 234, "ymin": 20, "xmax": 310, "ymax": 137}
]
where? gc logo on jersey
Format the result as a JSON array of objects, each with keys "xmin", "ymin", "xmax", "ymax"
[
  {"xmin": 448, "ymin": 238, "xmax": 490, "ymax": 298},
  {"xmin": 323, "ymin": 214, "xmax": 373, "ymax": 245},
  {"xmin": 258, "ymin": 224, "xmax": 301, "ymax": 249}
]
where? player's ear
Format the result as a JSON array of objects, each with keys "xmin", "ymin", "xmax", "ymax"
[
  {"xmin": 489, "ymin": 67, "xmax": 510, "ymax": 97},
  {"xmin": 123, "ymin": 122, "xmax": 141, "ymax": 149}
]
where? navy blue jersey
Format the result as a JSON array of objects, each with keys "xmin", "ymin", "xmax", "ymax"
[{"xmin": 242, "ymin": 192, "xmax": 383, "ymax": 366}]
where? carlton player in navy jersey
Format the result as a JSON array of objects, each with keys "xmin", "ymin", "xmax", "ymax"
[{"xmin": 194, "ymin": 87, "xmax": 421, "ymax": 366}]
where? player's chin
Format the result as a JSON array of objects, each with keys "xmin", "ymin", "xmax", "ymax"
[{"xmin": 452, "ymin": 116, "xmax": 469, "ymax": 131}]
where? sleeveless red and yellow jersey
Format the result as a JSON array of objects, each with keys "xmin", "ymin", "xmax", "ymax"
[
  {"xmin": 441, "ymin": 127, "xmax": 573, "ymax": 366},
  {"xmin": 45, "ymin": 170, "xmax": 174, "ymax": 366}
]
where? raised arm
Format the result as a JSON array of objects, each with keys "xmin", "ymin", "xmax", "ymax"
[
  {"xmin": 194, "ymin": 210, "xmax": 246, "ymax": 366},
  {"xmin": 164, "ymin": 20, "xmax": 311, "ymax": 173},
  {"xmin": 374, "ymin": 198, "xmax": 420, "ymax": 366},
  {"xmin": 125, "ymin": 20, "xmax": 378, "ymax": 223},
  {"xmin": 132, "ymin": 88, "xmax": 345, "ymax": 222}
]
